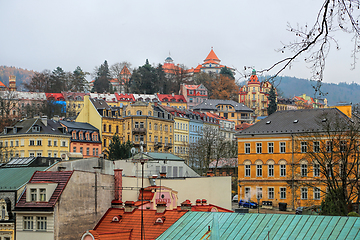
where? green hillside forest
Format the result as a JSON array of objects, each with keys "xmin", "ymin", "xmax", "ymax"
[{"xmin": 0, "ymin": 66, "xmax": 34, "ymax": 91}]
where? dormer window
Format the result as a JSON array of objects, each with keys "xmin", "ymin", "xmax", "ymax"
[
  {"xmin": 32, "ymin": 126, "xmax": 40, "ymax": 132},
  {"xmin": 39, "ymin": 189, "xmax": 46, "ymax": 201},
  {"xmin": 13, "ymin": 128, "xmax": 17, "ymax": 134}
]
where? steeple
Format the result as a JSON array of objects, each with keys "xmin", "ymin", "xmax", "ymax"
[{"xmin": 204, "ymin": 47, "xmax": 220, "ymax": 63}]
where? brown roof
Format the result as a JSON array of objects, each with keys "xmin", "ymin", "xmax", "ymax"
[
  {"xmin": 89, "ymin": 208, "xmax": 187, "ymax": 240},
  {"xmin": 16, "ymin": 171, "xmax": 73, "ymax": 210}
]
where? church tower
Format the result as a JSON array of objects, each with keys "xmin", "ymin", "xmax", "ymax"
[{"xmin": 9, "ymin": 75, "xmax": 16, "ymax": 91}]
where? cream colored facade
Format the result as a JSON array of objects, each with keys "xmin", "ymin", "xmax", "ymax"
[{"xmin": 173, "ymin": 115, "xmax": 190, "ymax": 161}]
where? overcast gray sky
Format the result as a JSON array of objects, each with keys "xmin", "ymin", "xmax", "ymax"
[{"xmin": 1, "ymin": 0, "xmax": 359, "ymax": 84}]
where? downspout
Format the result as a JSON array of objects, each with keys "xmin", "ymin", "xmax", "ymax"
[{"xmin": 291, "ymin": 133, "xmax": 295, "ymax": 210}]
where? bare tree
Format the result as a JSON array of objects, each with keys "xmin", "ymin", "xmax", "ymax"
[
  {"xmin": 290, "ymin": 111, "xmax": 360, "ymax": 215},
  {"xmin": 250, "ymin": 1, "xmax": 360, "ymax": 95}
]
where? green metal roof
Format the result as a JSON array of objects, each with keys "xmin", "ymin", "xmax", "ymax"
[
  {"xmin": 0, "ymin": 167, "xmax": 48, "ymax": 190},
  {"xmin": 156, "ymin": 212, "xmax": 360, "ymax": 240},
  {"xmin": 133, "ymin": 152, "xmax": 183, "ymax": 161}
]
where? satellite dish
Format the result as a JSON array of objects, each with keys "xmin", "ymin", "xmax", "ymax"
[{"xmin": 131, "ymin": 147, "xmax": 136, "ymax": 154}]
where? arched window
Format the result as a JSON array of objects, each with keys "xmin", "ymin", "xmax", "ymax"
[
  {"xmin": 267, "ymin": 160, "xmax": 275, "ymax": 177},
  {"xmin": 244, "ymin": 160, "xmax": 251, "ymax": 177},
  {"xmin": 255, "ymin": 160, "xmax": 263, "ymax": 177},
  {"xmin": 137, "ymin": 110, "xmax": 142, "ymax": 116}
]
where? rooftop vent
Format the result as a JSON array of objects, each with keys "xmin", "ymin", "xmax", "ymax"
[
  {"xmin": 293, "ymin": 120, "xmax": 299, "ymax": 123},
  {"xmin": 266, "ymin": 121, "xmax": 271, "ymax": 124},
  {"xmin": 322, "ymin": 118, "xmax": 327, "ymax": 122}
]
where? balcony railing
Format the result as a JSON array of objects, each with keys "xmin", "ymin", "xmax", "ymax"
[
  {"xmin": 154, "ymin": 142, "xmax": 163, "ymax": 148},
  {"xmin": 164, "ymin": 143, "xmax": 172, "ymax": 149},
  {"xmin": 132, "ymin": 128, "xmax": 146, "ymax": 134}
]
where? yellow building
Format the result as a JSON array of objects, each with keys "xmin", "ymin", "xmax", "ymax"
[
  {"xmin": 157, "ymin": 94, "xmax": 187, "ymax": 110},
  {"xmin": 0, "ymin": 117, "xmax": 70, "ymax": 161},
  {"xmin": 193, "ymin": 99, "xmax": 253, "ymax": 126},
  {"xmin": 236, "ymin": 106, "xmax": 354, "ymax": 210},
  {"xmin": 62, "ymin": 92, "xmax": 89, "ymax": 117},
  {"xmin": 123, "ymin": 102, "xmax": 174, "ymax": 153},
  {"xmin": 239, "ymin": 69, "xmax": 275, "ymax": 117}
]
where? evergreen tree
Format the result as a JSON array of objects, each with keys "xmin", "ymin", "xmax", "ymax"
[
  {"xmin": 267, "ymin": 85, "xmax": 277, "ymax": 115},
  {"xmin": 72, "ymin": 66, "xmax": 88, "ymax": 92},
  {"xmin": 220, "ymin": 66, "xmax": 234, "ymax": 79},
  {"xmin": 130, "ymin": 59, "xmax": 158, "ymax": 94},
  {"xmin": 107, "ymin": 134, "xmax": 133, "ymax": 160},
  {"xmin": 93, "ymin": 60, "xmax": 111, "ymax": 93},
  {"xmin": 50, "ymin": 67, "xmax": 66, "ymax": 92}
]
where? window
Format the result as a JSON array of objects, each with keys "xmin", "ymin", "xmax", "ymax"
[
  {"xmin": 340, "ymin": 140, "xmax": 347, "ymax": 152},
  {"xmin": 37, "ymin": 140, "xmax": 42, "ymax": 146},
  {"xmin": 48, "ymin": 140, "xmax": 52, "ymax": 146},
  {"xmin": 37, "ymin": 152, "xmax": 42, "ymax": 157},
  {"xmin": 29, "ymin": 153, "xmax": 35, "ymax": 157},
  {"xmin": 73, "ymin": 147, "xmax": 76, "ymax": 152},
  {"xmin": 39, "ymin": 189, "xmax": 46, "ymax": 201},
  {"xmin": 103, "ymin": 124, "xmax": 106, "ymax": 132},
  {"xmin": 135, "ymin": 122, "xmax": 139, "ymax": 128},
  {"xmin": 61, "ymin": 141, "xmax": 66, "ymax": 147},
  {"xmin": 245, "ymin": 143, "xmax": 250, "ymax": 154},
  {"xmin": 256, "ymin": 187, "xmax": 263, "ymax": 199},
  {"xmin": 54, "ymin": 140, "xmax": 57, "ymax": 147},
  {"xmin": 268, "ymin": 187, "xmax": 274, "ymax": 199},
  {"xmin": 301, "ymin": 142, "xmax": 307, "ymax": 153},
  {"xmin": 256, "ymin": 164, "xmax": 262, "ymax": 177},
  {"xmin": 314, "ymin": 163, "xmax": 320, "ymax": 177},
  {"xmin": 24, "ymin": 216, "xmax": 34, "ymax": 230},
  {"xmin": 37, "ymin": 216, "xmax": 47, "ymax": 231},
  {"xmin": 268, "ymin": 142, "xmax": 274, "ymax": 153},
  {"xmin": 245, "ymin": 187, "xmax": 251, "ymax": 199},
  {"xmin": 31, "ymin": 189, "xmax": 37, "ymax": 201},
  {"xmin": 48, "ymin": 152, "xmax": 51, "ymax": 157},
  {"xmin": 301, "ymin": 188, "xmax": 308, "ymax": 199},
  {"xmin": 301, "ymin": 164, "xmax": 308, "ymax": 177},
  {"xmin": 80, "ymin": 147, "xmax": 83, "ymax": 154},
  {"xmin": 313, "ymin": 141, "xmax": 320, "ymax": 153},
  {"xmin": 29, "ymin": 140, "xmax": 34, "ymax": 146},
  {"xmin": 136, "ymin": 110, "xmax": 142, "ymax": 115},
  {"xmin": 86, "ymin": 148, "xmax": 90, "ymax": 155},
  {"xmin": 280, "ymin": 164, "xmax": 286, "ymax": 177},
  {"xmin": 326, "ymin": 141, "xmax": 333, "ymax": 152},
  {"xmin": 108, "ymin": 125, "xmax": 112, "ymax": 133},
  {"xmin": 256, "ymin": 143, "xmax": 262, "ymax": 153},
  {"xmin": 245, "ymin": 165, "xmax": 250, "ymax": 177},
  {"xmin": 280, "ymin": 187, "xmax": 286, "ymax": 199},
  {"xmin": 268, "ymin": 164, "xmax": 274, "ymax": 177},
  {"xmin": 135, "ymin": 135, "xmax": 139, "ymax": 142},
  {"xmin": 314, "ymin": 187, "xmax": 321, "ymax": 200}
]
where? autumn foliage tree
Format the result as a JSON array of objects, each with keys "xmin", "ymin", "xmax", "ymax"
[{"xmin": 210, "ymin": 75, "xmax": 239, "ymax": 101}]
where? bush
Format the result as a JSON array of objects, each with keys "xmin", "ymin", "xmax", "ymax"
[{"xmin": 347, "ymin": 212, "xmax": 360, "ymax": 217}]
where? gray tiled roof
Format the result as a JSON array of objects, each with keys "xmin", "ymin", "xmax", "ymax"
[
  {"xmin": 60, "ymin": 120, "xmax": 98, "ymax": 131},
  {"xmin": 1, "ymin": 118, "xmax": 70, "ymax": 136},
  {"xmin": 193, "ymin": 99, "xmax": 253, "ymax": 112},
  {"xmin": 90, "ymin": 98, "xmax": 111, "ymax": 110},
  {"xmin": 237, "ymin": 108, "xmax": 350, "ymax": 136}
]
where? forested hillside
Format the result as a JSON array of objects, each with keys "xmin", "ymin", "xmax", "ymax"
[
  {"xmin": 0, "ymin": 66, "xmax": 34, "ymax": 90},
  {"xmin": 250, "ymin": 76, "xmax": 360, "ymax": 106}
]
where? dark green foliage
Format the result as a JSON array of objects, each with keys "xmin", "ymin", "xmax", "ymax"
[
  {"xmin": 107, "ymin": 135, "xmax": 133, "ymax": 160},
  {"xmin": 93, "ymin": 60, "xmax": 111, "ymax": 93},
  {"xmin": 348, "ymin": 212, "xmax": 360, "ymax": 217},
  {"xmin": 72, "ymin": 66, "xmax": 88, "ymax": 92},
  {"xmin": 220, "ymin": 66, "xmax": 234, "ymax": 79},
  {"xmin": 130, "ymin": 60, "xmax": 165, "ymax": 94},
  {"xmin": 267, "ymin": 85, "xmax": 277, "ymax": 115},
  {"xmin": 320, "ymin": 187, "xmax": 348, "ymax": 216},
  {"xmin": 50, "ymin": 67, "xmax": 66, "ymax": 92}
]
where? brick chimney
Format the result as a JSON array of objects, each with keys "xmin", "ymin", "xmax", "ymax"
[
  {"xmin": 156, "ymin": 201, "xmax": 167, "ymax": 214},
  {"xmin": 111, "ymin": 169, "xmax": 123, "ymax": 208},
  {"xmin": 196, "ymin": 199, "xmax": 202, "ymax": 206},
  {"xmin": 202, "ymin": 199, "xmax": 207, "ymax": 205},
  {"xmin": 180, "ymin": 200, "xmax": 192, "ymax": 211}
]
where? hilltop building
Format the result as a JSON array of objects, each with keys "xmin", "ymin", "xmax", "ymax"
[
  {"xmin": 239, "ymin": 69, "xmax": 275, "ymax": 117},
  {"xmin": 179, "ymin": 84, "xmax": 208, "ymax": 109}
]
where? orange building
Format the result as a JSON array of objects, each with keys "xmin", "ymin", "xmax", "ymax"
[{"xmin": 236, "ymin": 107, "xmax": 354, "ymax": 210}]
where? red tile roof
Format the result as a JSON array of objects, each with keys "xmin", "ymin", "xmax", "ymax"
[
  {"xmin": 120, "ymin": 65, "xmax": 131, "ymax": 75},
  {"xmin": 89, "ymin": 208, "xmax": 187, "ymax": 240},
  {"xmin": 183, "ymin": 84, "xmax": 201, "ymax": 90},
  {"xmin": 115, "ymin": 93, "xmax": 135, "ymax": 101},
  {"xmin": 16, "ymin": 171, "xmax": 73, "ymax": 209},
  {"xmin": 204, "ymin": 48, "xmax": 220, "ymax": 62},
  {"xmin": 157, "ymin": 94, "xmax": 187, "ymax": 103},
  {"xmin": 45, "ymin": 93, "xmax": 65, "ymax": 101},
  {"xmin": 0, "ymin": 81, "xmax": 7, "ymax": 88}
]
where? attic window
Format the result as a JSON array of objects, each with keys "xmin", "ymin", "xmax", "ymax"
[
  {"xmin": 293, "ymin": 120, "xmax": 299, "ymax": 123},
  {"xmin": 112, "ymin": 215, "xmax": 122, "ymax": 222},
  {"xmin": 266, "ymin": 121, "xmax": 271, "ymax": 124},
  {"xmin": 155, "ymin": 217, "xmax": 165, "ymax": 224},
  {"xmin": 32, "ymin": 126, "xmax": 41, "ymax": 132}
]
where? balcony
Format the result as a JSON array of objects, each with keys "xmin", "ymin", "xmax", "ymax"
[
  {"xmin": 132, "ymin": 128, "xmax": 146, "ymax": 134},
  {"xmin": 132, "ymin": 141, "xmax": 147, "ymax": 147},
  {"xmin": 154, "ymin": 142, "xmax": 163, "ymax": 149},
  {"xmin": 164, "ymin": 143, "xmax": 172, "ymax": 149}
]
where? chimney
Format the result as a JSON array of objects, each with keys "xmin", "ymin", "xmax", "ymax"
[
  {"xmin": 41, "ymin": 116, "xmax": 48, "ymax": 126},
  {"xmin": 114, "ymin": 169, "xmax": 123, "ymax": 201},
  {"xmin": 202, "ymin": 199, "xmax": 207, "ymax": 205},
  {"xmin": 196, "ymin": 199, "xmax": 202, "ymax": 206},
  {"xmin": 180, "ymin": 200, "xmax": 192, "ymax": 211},
  {"xmin": 149, "ymin": 175, "xmax": 157, "ymax": 186},
  {"xmin": 156, "ymin": 201, "xmax": 167, "ymax": 214},
  {"xmin": 124, "ymin": 201, "xmax": 137, "ymax": 213}
]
